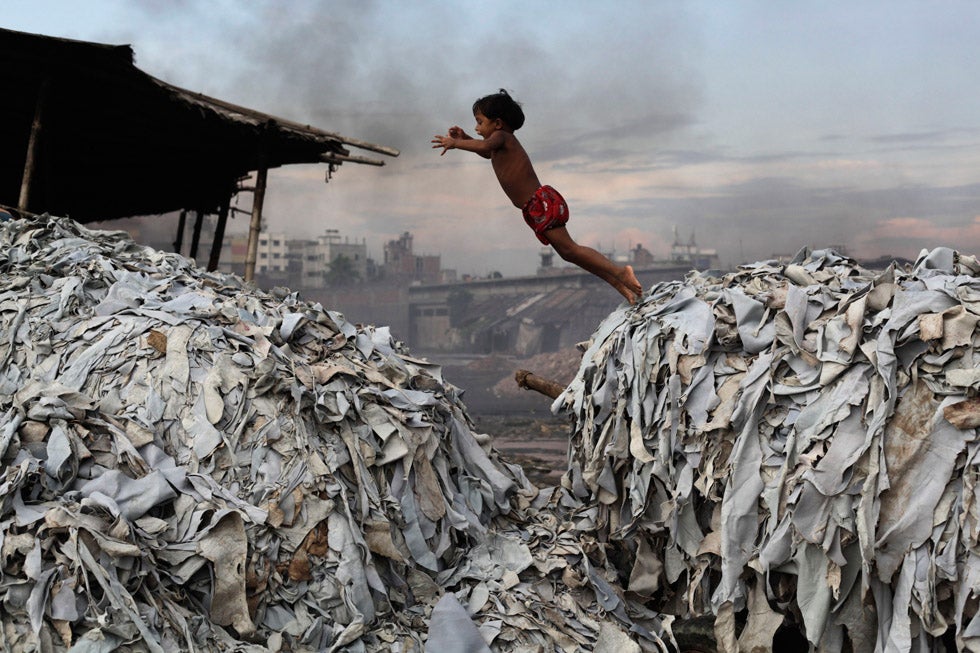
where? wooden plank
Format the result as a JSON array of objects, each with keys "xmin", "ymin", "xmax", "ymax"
[
  {"xmin": 189, "ymin": 209, "xmax": 204, "ymax": 260},
  {"xmin": 18, "ymin": 78, "xmax": 49, "ymax": 213},
  {"xmin": 514, "ymin": 369, "xmax": 565, "ymax": 400},
  {"xmin": 208, "ymin": 197, "xmax": 230, "ymax": 271},
  {"xmin": 173, "ymin": 209, "xmax": 187, "ymax": 253},
  {"xmin": 244, "ymin": 167, "xmax": 268, "ymax": 282}
]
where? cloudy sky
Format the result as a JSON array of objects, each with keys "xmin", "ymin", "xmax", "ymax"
[{"xmin": 7, "ymin": 1, "xmax": 980, "ymax": 275}]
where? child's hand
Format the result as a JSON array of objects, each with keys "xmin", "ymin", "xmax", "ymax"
[
  {"xmin": 448, "ymin": 126, "xmax": 465, "ymax": 139},
  {"xmin": 431, "ymin": 133, "xmax": 455, "ymax": 155}
]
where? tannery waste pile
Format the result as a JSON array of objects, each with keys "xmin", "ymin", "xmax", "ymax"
[
  {"xmin": 554, "ymin": 246, "xmax": 980, "ymax": 651},
  {"xmin": 6, "ymin": 213, "xmax": 980, "ymax": 653},
  {"xmin": 0, "ymin": 216, "xmax": 661, "ymax": 653}
]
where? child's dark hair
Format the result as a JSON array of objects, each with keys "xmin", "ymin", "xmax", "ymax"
[{"xmin": 472, "ymin": 89, "xmax": 525, "ymax": 130}]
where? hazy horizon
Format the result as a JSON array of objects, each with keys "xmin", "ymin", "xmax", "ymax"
[{"xmin": 7, "ymin": 1, "xmax": 980, "ymax": 276}]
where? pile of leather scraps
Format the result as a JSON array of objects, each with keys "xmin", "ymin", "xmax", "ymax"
[
  {"xmin": 554, "ymin": 246, "xmax": 980, "ymax": 651},
  {"xmin": 0, "ymin": 216, "xmax": 660, "ymax": 652}
]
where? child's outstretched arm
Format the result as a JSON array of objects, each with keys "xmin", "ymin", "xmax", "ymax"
[
  {"xmin": 431, "ymin": 126, "xmax": 473, "ymax": 155},
  {"xmin": 431, "ymin": 130, "xmax": 503, "ymax": 159},
  {"xmin": 432, "ymin": 127, "xmax": 484, "ymax": 156}
]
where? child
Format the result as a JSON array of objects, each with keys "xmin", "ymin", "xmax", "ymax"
[{"xmin": 432, "ymin": 89, "xmax": 643, "ymax": 305}]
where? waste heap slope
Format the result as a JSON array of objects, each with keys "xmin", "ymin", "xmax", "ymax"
[
  {"xmin": 0, "ymin": 216, "xmax": 660, "ymax": 652},
  {"xmin": 554, "ymin": 247, "xmax": 980, "ymax": 651}
]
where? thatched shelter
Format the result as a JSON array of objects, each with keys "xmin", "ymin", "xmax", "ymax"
[{"xmin": 0, "ymin": 27, "xmax": 398, "ymax": 276}]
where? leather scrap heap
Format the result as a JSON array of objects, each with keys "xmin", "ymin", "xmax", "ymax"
[
  {"xmin": 0, "ymin": 216, "xmax": 657, "ymax": 652},
  {"xmin": 554, "ymin": 246, "xmax": 980, "ymax": 651}
]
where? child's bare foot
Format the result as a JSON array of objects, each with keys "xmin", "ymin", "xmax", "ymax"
[
  {"xmin": 611, "ymin": 278, "xmax": 641, "ymax": 305},
  {"xmin": 618, "ymin": 265, "xmax": 643, "ymax": 304},
  {"xmin": 609, "ymin": 280, "xmax": 636, "ymax": 304}
]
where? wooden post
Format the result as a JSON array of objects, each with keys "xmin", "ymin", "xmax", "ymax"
[
  {"xmin": 19, "ymin": 79, "xmax": 50, "ymax": 214},
  {"xmin": 244, "ymin": 166, "xmax": 268, "ymax": 283},
  {"xmin": 515, "ymin": 369, "xmax": 566, "ymax": 399},
  {"xmin": 174, "ymin": 209, "xmax": 187, "ymax": 253},
  {"xmin": 208, "ymin": 195, "xmax": 231, "ymax": 271},
  {"xmin": 189, "ymin": 210, "xmax": 204, "ymax": 260}
]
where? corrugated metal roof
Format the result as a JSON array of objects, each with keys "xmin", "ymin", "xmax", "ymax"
[{"xmin": 453, "ymin": 284, "xmax": 624, "ymax": 349}]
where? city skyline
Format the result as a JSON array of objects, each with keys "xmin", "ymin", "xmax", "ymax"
[{"xmin": 112, "ymin": 213, "xmax": 706, "ymax": 286}]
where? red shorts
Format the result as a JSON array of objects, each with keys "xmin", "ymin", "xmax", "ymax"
[{"xmin": 522, "ymin": 185, "xmax": 568, "ymax": 244}]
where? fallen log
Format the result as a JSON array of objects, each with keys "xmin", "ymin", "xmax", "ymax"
[{"xmin": 515, "ymin": 369, "xmax": 565, "ymax": 400}]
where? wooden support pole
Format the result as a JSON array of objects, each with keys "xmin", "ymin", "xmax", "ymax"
[
  {"xmin": 190, "ymin": 210, "xmax": 204, "ymax": 260},
  {"xmin": 208, "ymin": 196, "xmax": 231, "ymax": 271},
  {"xmin": 174, "ymin": 209, "xmax": 187, "ymax": 254},
  {"xmin": 244, "ymin": 166, "xmax": 268, "ymax": 283},
  {"xmin": 19, "ymin": 79, "xmax": 50, "ymax": 214},
  {"xmin": 515, "ymin": 369, "xmax": 566, "ymax": 400}
]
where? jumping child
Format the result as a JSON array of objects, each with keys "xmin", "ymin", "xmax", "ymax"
[{"xmin": 432, "ymin": 89, "xmax": 643, "ymax": 304}]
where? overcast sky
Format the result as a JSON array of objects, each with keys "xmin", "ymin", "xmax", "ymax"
[{"xmin": 7, "ymin": 1, "xmax": 980, "ymax": 275}]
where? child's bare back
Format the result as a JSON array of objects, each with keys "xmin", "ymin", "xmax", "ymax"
[{"xmin": 488, "ymin": 131, "xmax": 542, "ymax": 209}]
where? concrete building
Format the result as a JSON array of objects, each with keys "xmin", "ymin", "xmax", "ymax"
[
  {"xmin": 296, "ymin": 229, "xmax": 370, "ymax": 287},
  {"xmin": 670, "ymin": 227, "xmax": 719, "ymax": 269},
  {"xmin": 630, "ymin": 243, "xmax": 656, "ymax": 268},
  {"xmin": 256, "ymin": 232, "xmax": 289, "ymax": 274},
  {"xmin": 221, "ymin": 234, "xmax": 249, "ymax": 277},
  {"xmin": 383, "ymin": 232, "xmax": 441, "ymax": 285}
]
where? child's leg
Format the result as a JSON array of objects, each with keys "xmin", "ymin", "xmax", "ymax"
[{"xmin": 543, "ymin": 227, "xmax": 642, "ymax": 304}]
